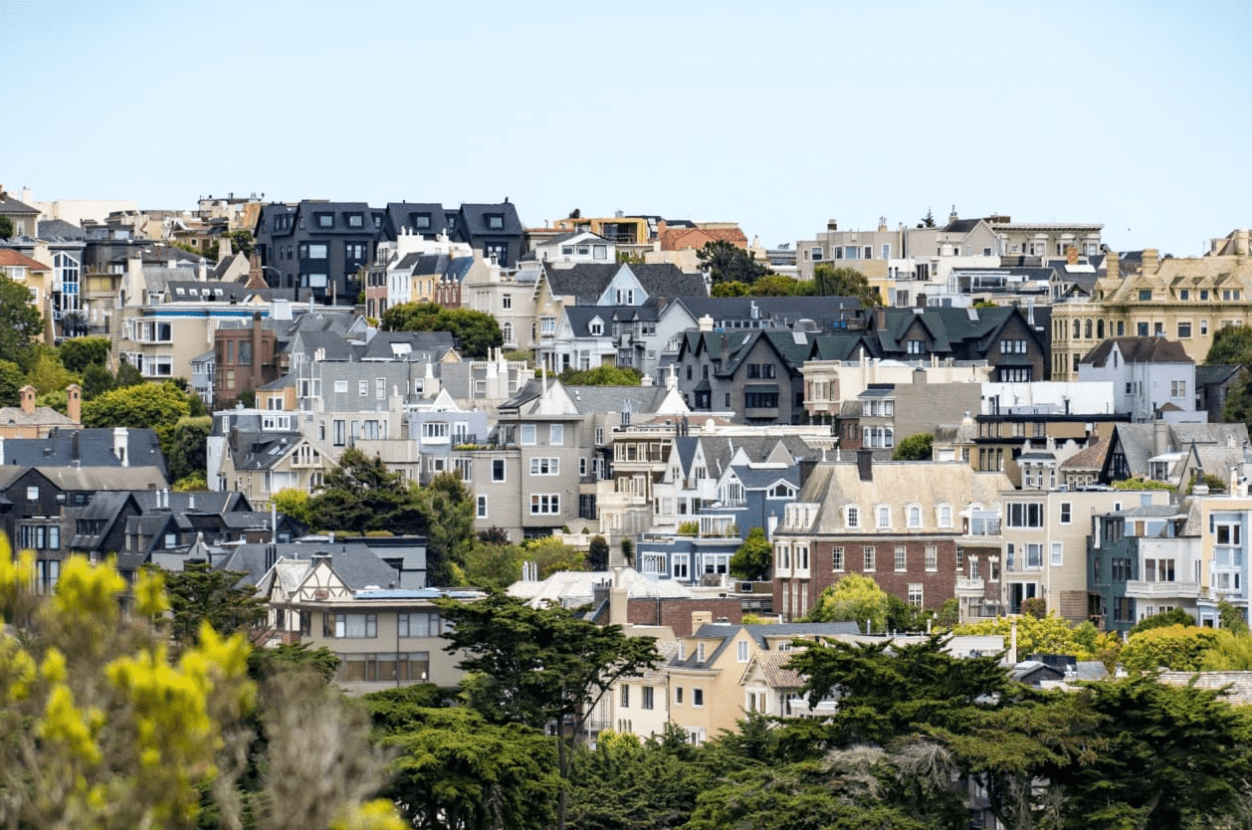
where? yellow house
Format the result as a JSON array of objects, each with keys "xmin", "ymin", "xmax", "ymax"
[{"xmin": 1052, "ymin": 232, "xmax": 1252, "ymax": 380}]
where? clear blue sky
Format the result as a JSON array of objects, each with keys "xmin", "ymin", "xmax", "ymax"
[{"xmin": 4, "ymin": 0, "xmax": 1248, "ymax": 257}]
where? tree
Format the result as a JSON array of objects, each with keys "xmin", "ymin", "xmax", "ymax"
[
  {"xmin": 559, "ymin": 364, "xmax": 642, "ymax": 386},
  {"xmin": 167, "ymin": 415, "xmax": 212, "ymax": 483},
  {"xmin": 57, "ymin": 336, "xmax": 111, "ymax": 374},
  {"xmin": 1220, "ymin": 597, "xmax": 1250, "ymax": 634},
  {"xmin": 309, "ymin": 448, "xmax": 422, "ymax": 537},
  {"xmin": 729, "ymin": 527, "xmax": 772, "ymax": 581},
  {"xmin": 892, "ymin": 433, "xmax": 933, "ymax": 461},
  {"xmin": 81, "ymin": 363, "xmax": 115, "ymax": 399},
  {"xmin": 620, "ymin": 538, "xmax": 633, "ymax": 566},
  {"xmin": 25, "ymin": 346, "xmax": 80, "ymax": 394},
  {"xmin": 0, "ymin": 359, "xmax": 23, "ymax": 407},
  {"xmin": 455, "ymin": 540, "xmax": 524, "ymax": 589},
  {"xmin": 697, "ymin": 240, "xmax": 770, "ymax": 285},
  {"xmin": 0, "ymin": 548, "xmax": 404, "ymax": 830},
  {"xmin": 413, "ymin": 472, "xmax": 476, "ymax": 585},
  {"xmin": 521, "ymin": 536, "xmax": 587, "ymax": 579},
  {"xmin": 0, "ymin": 215, "xmax": 13, "ymax": 239},
  {"xmin": 1206, "ymin": 324, "xmax": 1252, "ymax": 365},
  {"xmin": 0, "ymin": 274, "xmax": 45, "ymax": 368},
  {"xmin": 750, "ymin": 274, "xmax": 812, "ymax": 296},
  {"xmin": 436, "ymin": 590, "xmax": 659, "ymax": 830},
  {"xmin": 370, "ymin": 703, "xmax": 559, "ymax": 830},
  {"xmin": 380, "ymin": 303, "xmax": 501, "ymax": 359},
  {"xmin": 587, "ymin": 535, "xmax": 610, "ymax": 571},
  {"xmin": 1200, "ymin": 629, "xmax": 1252, "ymax": 670},
  {"xmin": 272, "ymin": 488, "xmax": 314, "ymax": 529},
  {"xmin": 709, "ymin": 280, "xmax": 751, "ymax": 297},
  {"xmin": 1129, "ymin": 607, "xmax": 1195, "ymax": 635},
  {"xmin": 813, "ymin": 264, "xmax": 881, "ymax": 307},
  {"xmin": 806, "ymin": 573, "xmax": 890, "ymax": 633},
  {"xmin": 81, "ymin": 380, "xmax": 194, "ymax": 461},
  {"xmin": 1020, "ymin": 597, "xmax": 1047, "ymax": 619},
  {"xmin": 162, "ymin": 562, "xmax": 268, "ymax": 646},
  {"xmin": 1120, "ymin": 623, "xmax": 1221, "ymax": 671},
  {"xmin": 954, "ymin": 612, "xmax": 1102, "ymax": 660}
]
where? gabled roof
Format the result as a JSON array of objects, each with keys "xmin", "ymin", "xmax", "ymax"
[
  {"xmin": 226, "ymin": 543, "xmax": 401, "ymax": 590},
  {"xmin": 0, "ymin": 249, "xmax": 52, "ymax": 270},
  {"xmin": 1, "ymin": 427, "xmax": 166, "ymax": 474},
  {"xmin": 0, "ymin": 193, "xmax": 39, "ymax": 215},
  {"xmin": 1081, "ymin": 337, "xmax": 1193, "ymax": 367},
  {"xmin": 1196, "ymin": 364, "xmax": 1243, "ymax": 387}
]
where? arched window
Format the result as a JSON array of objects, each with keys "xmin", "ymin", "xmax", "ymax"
[
  {"xmin": 1073, "ymin": 319, "xmax": 1081, "ymax": 338},
  {"xmin": 1084, "ymin": 318, "xmax": 1093, "ymax": 339},
  {"xmin": 1096, "ymin": 319, "xmax": 1104, "ymax": 339},
  {"xmin": 502, "ymin": 322, "xmax": 513, "ymax": 344}
]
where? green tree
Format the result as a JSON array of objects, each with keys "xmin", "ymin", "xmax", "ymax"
[
  {"xmin": 1120, "ymin": 623, "xmax": 1221, "ymax": 671},
  {"xmin": 57, "ymin": 336, "xmax": 111, "ymax": 374},
  {"xmin": 114, "ymin": 360, "xmax": 144, "ymax": 388},
  {"xmin": 1220, "ymin": 597, "xmax": 1249, "ymax": 634},
  {"xmin": 81, "ymin": 380, "xmax": 193, "ymax": 461},
  {"xmin": 0, "ymin": 216, "xmax": 13, "ymax": 239},
  {"xmin": 162, "ymin": 562, "xmax": 267, "ymax": 646},
  {"xmin": 370, "ymin": 704, "xmax": 559, "ymax": 830},
  {"xmin": 709, "ymin": 280, "xmax": 751, "ymax": 297},
  {"xmin": 559, "ymin": 364, "xmax": 643, "ymax": 386},
  {"xmin": 812, "ymin": 264, "xmax": 881, "ymax": 307},
  {"xmin": 167, "ymin": 416, "xmax": 212, "ymax": 483},
  {"xmin": 0, "ymin": 549, "xmax": 404, "ymax": 830},
  {"xmin": 1200, "ymin": 629, "xmax": 1252, "ymax": 670},
  {"xmin": 380, "ymin": 303, "xmax": 502, "ymax": 359},
  {"xmin": 620, "ymin": 538, "xmax": 633, "ymax": 566},
  {"xmin": 436, "ymin": 590, "xmax": 660, "ymax": 830},
  {"xmin": 806, "ymin": 573, "xmax": 890, "ymax": 633},
  {"xmin": 587, "ymin": 535, "xmax": 609, "ymax": 571},
  {"xmin": 750, "ymin": 274, "xmax": 813, "ymax": 296},
  {"xmin": 0, "ymin": 359, "xmax": 23, "ymax": 407},
  {"xmin": 25, "ymin": 346, "xmax": 80, "ymax": 395},
  {"xmin": 729, "ymin": 527, "xmax": 772, "ymax": 581},
  {"xmin": 522, "ymin": 536, "xmax": 587, "ymax": 579},
  {"xmin": 413, "ymin": 472, "xmax": 476, "ymax": 585},
  {"xmin": 0, "ymin": 272, "xmax": 43, "ymax": 368},
  {"xmin": 697, "ymin": 240, "xmax": 770, "ymax": 285},
  {"xmin": 892, "ymin": 433, "xmax": 933, "ymax": 461},
  {"xmin": 309, "ymin": 448, "xmax": 421, "ymax": 536},
  {"xmin": 1205, "ymin": 324, "xmax": 1252, "ymax": 365},
  {"xmin": 81, "ymin": 363, "xmax": 115, "ymax": 399},
  {"xmin": 1020, "ymin": 597, "xmax": 1047, "ymax": 619},
  {"xmin": 455, "ymin": 540, "xmax": 524, "ymax": 589},
  {"xmin": 272, "ymin": 488, "xmax": 314, "ymax": 529},
  {"xmin": 1129, "ymin": 607, "xmax": 1195, "ymax": 635}
]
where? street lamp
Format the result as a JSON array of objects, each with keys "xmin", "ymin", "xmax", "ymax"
[{"xmin": 259, "ymin": 265, "xmax": 297, "ymax": 303}]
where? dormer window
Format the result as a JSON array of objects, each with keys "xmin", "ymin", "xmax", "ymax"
[
  {"xmin": 316, "ymin": 213, "xmax": 334, "ymax": 229},
  {"xmin": 486, "ymin": 214, "xmax": 504, "ymax": 230},
  {"xmin": 415, "ymin": 213, "xmax": 431, "ymax": 230},
  {"xmin": 590, "ymin": 319, "xmax": 603, "ymax": 336},
  {"xmin": 346, "ymin": 213, "xmax": 364, "ymax": 228}
]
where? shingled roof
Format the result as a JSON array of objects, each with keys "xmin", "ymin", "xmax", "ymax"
[{"xmin": 1081, "ymin": 337, "xmax": 1193, "ymax": 367}]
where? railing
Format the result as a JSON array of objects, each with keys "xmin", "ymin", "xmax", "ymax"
[
  {"xmin": 956, "ymin": 577, "xmax": 985, "ymax": 595},
  {"xmin": 1125, "ymin": 580, "xmax": 1202, "ymax": 599}
]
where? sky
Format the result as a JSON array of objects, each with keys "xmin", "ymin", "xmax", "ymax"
[{"xmin": 3, "ymin": 0, "xmax": 1248, "ymax": 257}]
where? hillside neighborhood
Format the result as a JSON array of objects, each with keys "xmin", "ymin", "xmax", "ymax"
[{"xmin": 5, "ymin": 186, "xmax": 1252, "ymax": 829}]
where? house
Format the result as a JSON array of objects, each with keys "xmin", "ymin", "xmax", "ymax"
[
  {"xmin": 1078, "ymin": 337, "xmax": 1198, "ymax": 423},
  {"xmin": 0, "ymin": 426, "xmax": 166, "ymax": 475},
  {"xmin": 254, "ymin": 201, "xmax": 381, "ymax": 304},
  {"xmin": 384, "ymin": 201, "xmax": 524, "ymax": 269},
  {"xmin": 801, "ymin": 353, "xmax": 992, "ymax": 423},
  {"xmin": 1196, "ymin": 364, "xmax": 1243, "ymax": 423},
  {"xmin": 834, "ymin": 381, "xmax": 981, "ymax": 455},
  {"xmin": 3, "ymin": 223, "xmax": 89, "ymax": 339},
  {"xmin": 1089, "ymin": 501, "xmax": 1196, "ymax": 634},
  {"xmin": 1101, "ymin": 421, "xmax": 1250, "ymax": 487},
  {"xmin": 772, "ymin": 451, "xmax": 1011, "ymax": 622},
  {"xmin": 0, "ymin": 385, "xmax": 80, "ymax": 438},
  {"xmin": 519, "ymin": 231, "xmax": 615, "ymax": 268},
  {"xmin": 254, "ymin": 548, "xmax": 480, "ymax": 692},
  {"xmin": 870, "ymin": 306, "xmax": 1047, "ymax": 383},
  {"xmin": 0, "ymin": 186, "xmax": 41, "ymax": 239},
  {"xmin": 207, "ymin": 409, "xmax": 335, "ymax": 510},
  {"xmin": 1001, "ymin": 487, "xmax": 1174, "ymax": 621},
  {"xmin": 1052, "ymin": 239, "xmax": 1252, "ymax": 380},
  {"xmin": 0, "ymin": 249, "xmax": 55, "ymax": 342},
  {"xmin": 674, "ymin": 329, "xmax": 817, "ymax": 425},
  {"xmin": 541, "ymin": 302, "xmax": 660, "ymax": 375}
]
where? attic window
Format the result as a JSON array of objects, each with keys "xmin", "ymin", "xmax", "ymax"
[
  {"xmin": 590, "ymin": 320, "xmax": 603, "ymax": 335},
  {"xmin": 415, "ymin": 213, "xmax": 431, "ymax": 230},
  {"xmin": 487, "ymin": 214, "xmax": 504, "ymax": 230},
  {"xmin": 346, "ymin": 213, "xmax": 364, "ymax": 228},
  {"xmin": 175, "ymin": 287, "xmax": 185, "ymax": 296},
  {"xmin": 316, "ymin": 213, "xmax": 334, "ymax": 229}
]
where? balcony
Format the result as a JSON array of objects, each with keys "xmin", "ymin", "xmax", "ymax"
[
  {"xmin": 1125, "ymin": 580, "xmax": 1202, "ymax": 600},
  {"xmin": 956, "ymin": 577, "xmax": 985, "ymax": 597}
]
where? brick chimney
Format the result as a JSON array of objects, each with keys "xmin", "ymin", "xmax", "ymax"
[
  {"xmin": 19, "ymin": 385, "xmax": 35, "ymax": 414},
  {"xmin": 66, "ymin": 384, "xmax": 81, "ymax": 423},
  {"xmin": 1142, "ymin": 248, "xmax": 1159, "ymax": 274}
]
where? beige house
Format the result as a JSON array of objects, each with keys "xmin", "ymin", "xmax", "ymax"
[
  {"xmin": 1052, "ymin": 234, "xmax": 1252, "ymax": 380},
  {"xmin": 0, "ymin": 385, "xmax": 80, "ymax": 439},
  {"xmin": 258, "ymin": 553, "xmax": 479, "ymax": 694}
]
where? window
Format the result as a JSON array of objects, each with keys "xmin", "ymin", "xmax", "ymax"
[
  {"xmin": 1060, "ymin": 502, "xmax": 1072, "ymax": 524},
  {"xmin": 334, "ymin": 380, "xmax": 349, "ymax": 394},
  {"xmin": 675, "ymin": 687, "xmax": 684, "ymax": 705},
  {"xmin": 937, "ymin": 505, "xmax": 953, "ymax": 528},
  {"xmin": 520, "ymin": 425, "xmax": 536, "ymax": 445},
  {"xmin": 1138, "ymin": 289, "xmax": 1152, "ymax": 301},
  {"xmin": 737, "ymin": 640, "xmax": 748, "ymax": 662},
  {"xmin": 693, "ymin": 688, "xmax": 704, "ymax": 707},
  {"xmin": 925, "ymin": 544, "xmax": 937, "ymax": 571},
  {"xmin": 1050, "ymin": 542, "xmax": 1063, "ymax": 567},
  {"xmin": 864, "ymin": 546, "xmax": 876, "ymax": 571},
  {"xmin": 907, "ymin": 340, "xmax": 924, "ymax": 355},
  {"xmin": 595, "ymin": 427, "xmax": 605, "ymax": 445},
  {"xmin": 620, "ymin": 684, "xmax": 630, "ymax": 708},
  {"xmin": 359, "ymin": 380, "xmax": 369, "ymax": 396},
  {"xmin": 894, "ymin": 545, "xmax": 907, "ymax": 572},
  {"xmin": 831, "ymin": 546, "xmax": 844, "ymax": 571},
  {"xmin": 908, "ymin": 584, "xmax": 923, "ymax": 607},
  {"xmin": 530, "ymin": 457, "xmax": 559, "ymax": 475},
  {"xmin": 550, "ymin": 424, "xmax": 563, "ymax": 445},
  {"xmin": 1171, "ymin": 380, "xmax": 1186, "ymax": 397},
  {"xmin": 487, "ymin": 213, "xmax": 504, "ymax": 230},
  {"xmin": 907, "ymin": 505, "xmax": 922, "ymax": 528},
  {"xmin": 333, "ymin": 420, "xmax": 346, "ymax": 447},
  {"xmin": 846, "ymin": 506, "xmax": 859, "ymax": 529},
  {"xmin": 642, "ymin": 686, "xmax": 654, "ymax": 709},
  {"xmin": 422, "ymin": 422, "xmax": 449, "ymax": 439},
  {"xmin": 307, "ymin": 243, "xmax": 328, "ymax": 259},
  {"xmin": 332, "ymin": 614, "xmax": 377, "ymax": 639},
  {"xmin": 476, "ymin": 495, "xmax": 488, "ymax": 519},
  {"xmin": 1178, "ymin": 321, "xmax": 1192, "ymax": 338},
  {"xmin": 876, "ymin": 506, "xmax": 891, "ymax": 529},
  {"xmin": 1006, "ymin": 503, "xmax": 1044, "ymax": 527},
  {"xmin": 492, "ymin": 458, "xmax": 506, "ymax": 482},
  {"xmin": 531, "ymin": 494, "xmax": 560, "ymax": 515},
  {"xmin": 25, "ymin": 486, "xmax": 38, "ymax": 501},
  {"xmin": 1026, "ymin": 543, "xmax": 1043, "ymax": 569}
]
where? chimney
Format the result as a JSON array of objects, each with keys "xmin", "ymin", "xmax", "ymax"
[
  {"xmin": 1142, "ymin": 248, "xmax": 1159, "ymax": 274},
  {"xmin": 856, "ymin": 448, "xmax": 873, "ymax": 481},
  {"xmin": 948, "ymin": 205, "xmax": 958, "ymax": 225},
  {"xmin": 1236, "ymin": 229, "xmax": 1250, "ymax": 257},
  {"xmin": 1153, "ymin": 421, "xmax": 1169, "ymax": 456},
  {"xmin": 878, "ymin": 215, "xmax": 887, "ymax": 232},
  {"xmin": 691, "ymin": 610, "xmax": 712, "ymax": 633},
  {"xmin": 610, "ymin": 567, "xmax": 628, "ymax": 626},
  {"xmin": 113, "ymin": 427, "xmax": 129, "ymax": 466},
  {"xmin": 1106, "ymin": 250, "xmax": 1119, "ymax": 279},
  {"xmin": 19, "ymin": 385, "xmax": 35, "ymax": 415},
  {"xmin": 252, "ymin": 311, "xmax": 263, "ymax": 383},
  {"xmin": 698, "ymin": 314, "xmax": 714, "ymax": 333},
  {"xmin": 1066, "ymin": 245, "xmax": 1079, "ymax": 265},
  {"xmin": 66, "ymin": 384, "xmax": 81, "ymax": 423}
]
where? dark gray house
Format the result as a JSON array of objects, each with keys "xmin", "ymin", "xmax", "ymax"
[
  {"xmin": 254, "ymin": 201, "xmax": 383, "ymax": 304},
  {"xmin": 384, "ymin": 201, "xmax": 524, "ymax": 268}
]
